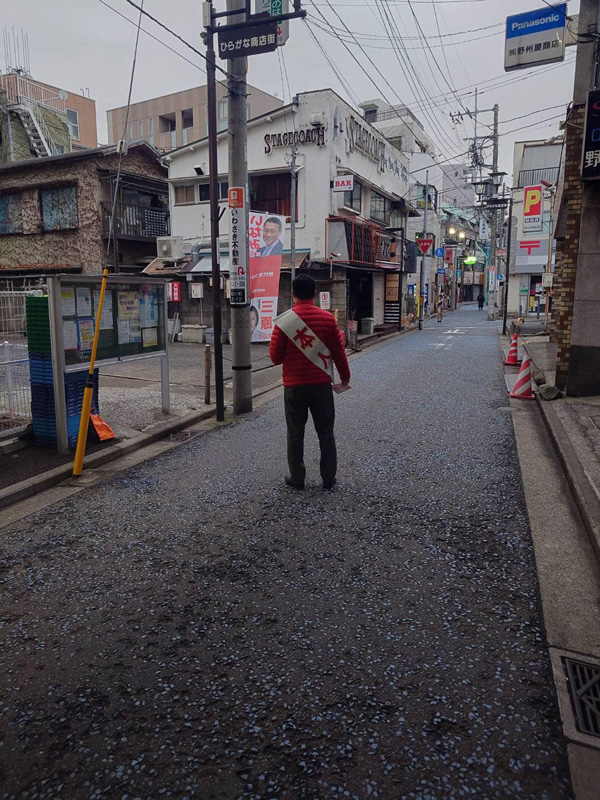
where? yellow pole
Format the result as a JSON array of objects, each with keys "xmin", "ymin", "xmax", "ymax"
[{"xmin": 72, "ymin": 268, "xmax": 109, "ymax": 477}]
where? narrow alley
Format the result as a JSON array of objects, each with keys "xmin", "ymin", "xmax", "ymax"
[{"xmin": 0, "ymin": 306, "xmax": 572, "ymax": 799}]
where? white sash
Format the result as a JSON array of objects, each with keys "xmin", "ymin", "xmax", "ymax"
[{"xmin": 274, "ymin": 308, "xmax": 335, "ymax": 380}]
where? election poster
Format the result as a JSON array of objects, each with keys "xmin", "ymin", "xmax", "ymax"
[{"xmin": 248, "ymin": 211, "xmax": 286, "ymax": 342}]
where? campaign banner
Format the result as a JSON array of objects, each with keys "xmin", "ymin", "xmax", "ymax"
[{"xmin": 249, "ymin": 211, "xmax": 286, "ymax": 342}]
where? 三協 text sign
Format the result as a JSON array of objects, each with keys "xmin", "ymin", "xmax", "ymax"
[{"xmin": 505, "ymin": 4, "xmax": 566, "ymax": 71}]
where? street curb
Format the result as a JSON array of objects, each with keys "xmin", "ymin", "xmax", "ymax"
[
  {"xmin": 0, "ymin": 319, "xmax": 424, "ymax": 512},
  {"xmin": 0, "ymin": 407, "xmax": 216, "ymax": 511},
  {"xmin": 534, "ymin": 397, "xmax": 600, "ymax": 569}
]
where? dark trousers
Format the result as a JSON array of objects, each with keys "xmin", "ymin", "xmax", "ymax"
[{"xmin": 284, "ymin": 384, "xmax": 337, "ymax": 486}]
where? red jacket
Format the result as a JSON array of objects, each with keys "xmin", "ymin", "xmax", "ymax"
[{"xmin": 270, "ymin": 299, "xmax": 351, "ymax": 388}]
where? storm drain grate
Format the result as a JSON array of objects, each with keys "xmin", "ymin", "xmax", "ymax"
[
  {"xmin": 170, "ymin": 431, "xmax": 196, "ymax": 442},
  {"xmin": 564, "ymin": 657, "xmax": 600, "ymax": 738}
]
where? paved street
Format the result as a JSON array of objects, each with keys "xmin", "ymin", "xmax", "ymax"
[{"xmin": 0, "ymin": 305, "xmax": 572, "ymax": 799}]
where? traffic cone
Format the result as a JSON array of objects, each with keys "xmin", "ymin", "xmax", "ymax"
[
  {"xmin": 509, "ymin": 354, "xmax": 535, "ymax": 400},
  {"xmin": 504, "ymin": 333, "xmax": 521, "ymax": 366}
]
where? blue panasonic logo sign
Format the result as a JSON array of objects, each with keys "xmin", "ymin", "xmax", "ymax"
[
  {"xmin": 511, "ymin": 13, "xmax": 560, "ymax": 34},
  {"xmin": 506, "ymin": 3, "xmax": 567, "ymax": 40}
]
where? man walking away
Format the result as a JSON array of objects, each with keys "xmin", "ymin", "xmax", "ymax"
[
  {"xmin": 477, "ymin": 291, "xmax": 485, "ymax": 311},
  {"xmin": 270, "ymin": 274, "xmax": 351, "ymax": 490}
]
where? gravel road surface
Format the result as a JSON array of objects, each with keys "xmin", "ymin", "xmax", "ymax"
[{"xmin": 0, "ymin": 305, "xmax": 572, "ymax": 799}]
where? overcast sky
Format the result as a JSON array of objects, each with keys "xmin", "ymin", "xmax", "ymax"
[{"xmin": 2, "ymin": 0, "xmax": 580, "ymax": 180}]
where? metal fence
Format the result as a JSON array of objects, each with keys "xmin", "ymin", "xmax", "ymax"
[{"xmin": 0, "ymin": 289, "xmax": 44, "ymax": 439}]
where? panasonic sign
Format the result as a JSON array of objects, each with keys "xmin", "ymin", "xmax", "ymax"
[{"xmin": 505, "ymin": 3, "xmax": 567, "ymax": 72}]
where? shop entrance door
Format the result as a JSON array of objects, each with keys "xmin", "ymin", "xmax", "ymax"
[{"xmin": 347, "ymin": 271, "xmax": 373, "ymax": 326}]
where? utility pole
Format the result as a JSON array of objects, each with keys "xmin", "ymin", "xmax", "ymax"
[
  {"xmin": 488, "ymin": 104, "xmax": 500, "ymax": 310},
  {"xmin": 502, "ymin": 195, "xmax": 513, "ymax": 337},
  {"xmin": 290, "ymin": 143, "xmax": 297, "ymax": 300},
  {"xmin": 418, "ymin": 170, "xmax": 429, "ymax": 330},
  {"xmin": 227, "ymin": 0, "xmax": 252, "ymax": 415},
  {"xmin": 204, "ymin": 1, "xmax": 225, "ymax": 422}
]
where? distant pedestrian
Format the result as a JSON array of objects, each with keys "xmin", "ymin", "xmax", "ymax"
[
  {"xmin": 437, "ymin": 294, "xmax": 444, "ymax": 323},
  {"xmin": 477, "ymin": 291, "xmax": 485, "ymax": 311},
  {"xmin": 269, "ymin": 274, "xmax": 351, "ymax": 491}
]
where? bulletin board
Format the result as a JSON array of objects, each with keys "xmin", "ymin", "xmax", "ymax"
[{"xmin": 52, "ymin": 275, "xmax": 166, "ymax": 368}]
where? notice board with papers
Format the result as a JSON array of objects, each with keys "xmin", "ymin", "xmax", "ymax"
[{"xmin": 50, "ymin": 275, "xmax": 167, "ymax": 369}]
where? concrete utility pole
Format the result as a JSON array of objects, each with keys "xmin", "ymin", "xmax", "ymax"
[
  {"xmin": 418, "ymin": 170, "xmax": 429, "ymax": 330},
  {"xmin": 290, "ymin": 143, "xmax": 297, "ymax": 299},
  {"xmin": 204, "ymin": 1, "xmax": 225, "ymax": 422},
  {"xmin": 488, "ymin": 104, "xmax": 500, "ymax": 310},
  {"xmin": 227, "ymin": 0, "xmax": 252, "ymax": 415},
  {"xmin": 502, "ymin": 195, "xmax": 514, "ymax": 337}
]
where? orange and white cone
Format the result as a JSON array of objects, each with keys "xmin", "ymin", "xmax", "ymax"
[
  {"xmin": 509, "ymin": 354, "xmax": 535, "ymax": 400},
  {"xmin": 504, "ymin": 333, "xmax": 521, "ymax": 366}
]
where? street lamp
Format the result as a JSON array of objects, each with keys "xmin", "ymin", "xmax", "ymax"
[
  {"xmin": 448, "ymin": 226, "xmax": 457, "ymax": 235},
  {"xmin": 458, "ymin": 231, "xmax": 466, "ymax": 240}
]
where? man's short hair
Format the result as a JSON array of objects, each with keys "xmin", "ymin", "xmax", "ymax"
[
  {"xmin": 265, "ymin": 216, "xmax": 282, "ymax": 230},
  {"xmin": 293, "ymin": 274, "xmax": 316, "ymax": 300}
]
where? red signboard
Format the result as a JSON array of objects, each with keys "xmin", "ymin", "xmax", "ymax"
[
  {"xmin": 417, "ymin": 238, "xmax": 433, "ymax": 254},
  {"xmin": 444, "ymin": 247, "xmax": 454, "ymax": 265},
  {"xmin": 168, "ymin": 282, "xmax": 181, "ymax": 302}
]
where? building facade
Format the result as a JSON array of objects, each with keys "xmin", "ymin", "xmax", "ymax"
[
  {"xmin": 159, "ymin": 89, "xmax": 418, "ymax": 332},
  {"xmin": 0, "ymin": 143, "xmax": 168, "ymax": 285},
  {"xmin": 507, "ymin": 136, "xmax": 562, "ymax": 317},
  {"xmin": 107, "ymin": 84, "xmax": 283, "ymax": 152}
]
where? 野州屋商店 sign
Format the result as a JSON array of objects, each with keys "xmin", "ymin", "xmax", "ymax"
[
  {"xmin": 333, "ymin": 175, "xmax": 354, "ymax": 192},
  {"xmin": 504, "ymin": 4, "xmax": 567, "ymax": 72},
  {"xmin": 582, "ymin": 88, "xmax": 600, "ymax": 180},
  {"xmin": 264, "ymin": 127, "xmax": 325, "ymax": 154}
]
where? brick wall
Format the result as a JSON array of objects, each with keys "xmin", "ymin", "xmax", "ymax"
[{"xmin": 552, "ymin": 104, "xmax": 585, "ymax": 389}]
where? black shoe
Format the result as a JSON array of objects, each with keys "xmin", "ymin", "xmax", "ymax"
[
  {"xmin": 285, "ymin": 475, "xmax": 304, "ymax": 490},
  {"xmin": 322, "ymin": 478, "xmax": 337, "ymax": 490}
]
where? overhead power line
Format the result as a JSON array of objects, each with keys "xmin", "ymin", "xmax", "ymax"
[{"xmin": 120, "ymin": 0, "xmax": 230, "ymax": 78}]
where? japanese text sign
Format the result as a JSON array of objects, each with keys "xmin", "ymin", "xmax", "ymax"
[
  {"xmin": 229, "ymin": 199, "xmax": 248, "ymax": 306},
  {"xmin": 504, "ymin": 4, "xmax": 566, "ymax": 72},
  {"xmin": 218, "ymin": 22, "xmax": 278, "ymax": 59},
  {"xmin": 249, "ymin": 211, "xmax": 286, "ymax": 342},
  {"xmin": 417, "ymin": 238, "xmax": 433, "ymax": 255},
  {"xmin": 259, "ymin": 0, "xmax": 289, "ymax": 45},
  {"xmin": 582, "ymin": 88, "xmax": 600, "ymax": 180},
  {"xmin": 523, "ymin": 185, "xmax": 543, "ymax": 232}
]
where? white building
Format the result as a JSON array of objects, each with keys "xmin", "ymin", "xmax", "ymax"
[
  {"xmin": 360, "ymin": 99, "xmax": 446, "ymax": 311},
  {"xmin": 508, "ymin": 136, "xmax": 562, "ymax": 316},
  {"xmin": 158, "ymin": 89, "xmax": 420, "ymax": 331}
]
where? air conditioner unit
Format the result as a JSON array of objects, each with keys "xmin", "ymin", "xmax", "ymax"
[
  {"xmin": 310, "ymin": 112, "xmax": 325, "ymax": 128},
  {"xmin": 157, "ymin": 236, "xmax": 184, "ymax": 261}
]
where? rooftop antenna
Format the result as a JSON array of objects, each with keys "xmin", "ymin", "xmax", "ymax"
[{"xmin": 2, "ymin": 26, "xmax": 31, "ymax": 76}]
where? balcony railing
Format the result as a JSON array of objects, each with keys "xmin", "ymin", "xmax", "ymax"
[
  {"xmin": 517, "ymin": 167, "xmax": 560, "ymax": 188},
  {"xmin": 102, "ymin": 201, "xmax": 170, "ymax": 240},
  {"xmin": 0, "ymin": 73, "xmax": 66, "ymax": 113},
  {"xmin": 326, "ymin": 217, "xmax": 397, "ymax": 268}
]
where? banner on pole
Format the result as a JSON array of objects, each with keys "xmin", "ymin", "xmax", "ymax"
[
  {"xmin": 249, "ymin": 211, "xmax": 286, "ymax": 341},
  {"xmin": 229, "ymin": 188, "xmax": 248, "ymax": 306}
]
